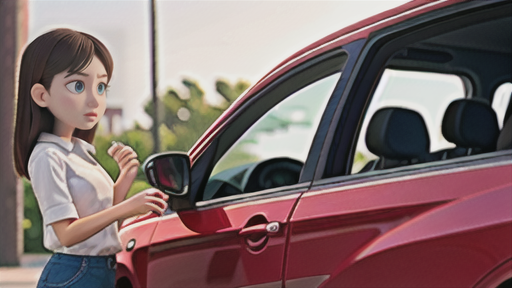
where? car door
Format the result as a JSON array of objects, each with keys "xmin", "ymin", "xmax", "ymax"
[
  {"xmin": 144, "ymin": 46, "xmax": 357, "ymax": 288},
  {"xmin": 285, "ymin": 3, "xmax": 512, "ymax": 287}
]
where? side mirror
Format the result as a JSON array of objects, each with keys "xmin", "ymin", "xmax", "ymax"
[{"xmin": 142, "ymin": 152, "xmax": 191, "ymax": 196}]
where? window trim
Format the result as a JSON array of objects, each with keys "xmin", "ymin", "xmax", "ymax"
[
  {"xmin": 196, "ymin": 182, "xmax": 310, "ymax": 210},
  {"xmin": 312, "ymin": 150, "xmax": 512, "ymax": 192}
]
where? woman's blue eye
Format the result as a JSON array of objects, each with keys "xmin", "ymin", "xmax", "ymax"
[
  {"xmin": 97, "ymin": 83, "xmax": 106, "ymax": 95},
  {"xmin": 65, "ymin": 81, "xmax": 85, "ymax": 94}
]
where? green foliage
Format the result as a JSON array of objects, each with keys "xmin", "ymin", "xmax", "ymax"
[
  {"xmin": 216, "ymin": 78, "xmax": 250, "ymax": 104},
  {"xmin": 354, "ymin": 151, "xmax": 367, "ymax": 164},
  {"xmin": 352, "ymin": 151, "xmax": 370, "ymax": 173},
  {"xmin": 145, "ymin": 78, "xmax": 248, "ymax": 152},
  {"xmin": 23, "ymin": 179, "xmax": 50, "ymax": 254}
]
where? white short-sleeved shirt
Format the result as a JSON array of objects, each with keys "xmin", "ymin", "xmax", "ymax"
[{"xmin": 28, "ymin": 132, "xmax": 122, "ymax": 256}]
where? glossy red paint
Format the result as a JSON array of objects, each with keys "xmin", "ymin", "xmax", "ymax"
[
  {"xmin": 283, "ymin": 164, "xmax": 512, "ymax": 287},
  {"xmin": 177, "ymin": 207, "xmax": 232, "ymax": 234},
  {"xmin": 117, "ymin": 216, "xmax": 160, "ymax": 287},
  {"xmin": 144, "ymin": 194, "xmax": 300, "ymax": 287},
  {"xmin": 475, "ymin": 259, "xmax": 512, "ymax": 288},
  {"xmin": 292, "ymin": 164, "xmax": 511, "ymax": 221},
  {"xmin": 285, "ymin": 164, "xmax": 511, "ymax": 285},
  {"xmin": 327, "ymin": 223, "xmax": 511, "ymax": 287}
]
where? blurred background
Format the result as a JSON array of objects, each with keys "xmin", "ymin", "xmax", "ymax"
[{"xmin": 0, "ymin": 0, "xmax": 408, "ymax": 265}]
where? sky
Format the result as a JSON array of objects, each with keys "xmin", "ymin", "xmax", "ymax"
[{"xmin": 28, "ymin": 0, "xmax": 409, "ymax": 130}]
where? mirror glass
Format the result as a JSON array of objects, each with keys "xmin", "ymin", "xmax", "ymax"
[{"xmin": 147, "ymin": 155, "xmax": 190, "ymax": 195}]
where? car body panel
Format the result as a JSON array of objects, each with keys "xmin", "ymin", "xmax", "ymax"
[
  {"xmin": 475, "ymin": 259, "xmax": 512, "ymax": 288},
  {"xmin": 117, "ymin": 217, "xmax": 160, "ymax": 286},
  {"xmin": 285, "ymin": 161, "xmax": 512, "ymax": 286},
  {"xmin": 325, "ymin": 179, "xmax": 512, "ymax": 287},
  {"xmin": 295, "ymin": 162, "xmax": 512, "ymax": 220},
  {"xmin": 326, "ymin": 222, "xmax": 511, "ymax": 287},
  {"xmin": 144, "ymin": 193, "xmax": 301, "ymax": 287}
]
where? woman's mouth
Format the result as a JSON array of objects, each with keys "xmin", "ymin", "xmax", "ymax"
[{"xmin": 84, "ymin": 112, "xmax": 98, "ymax": 117}]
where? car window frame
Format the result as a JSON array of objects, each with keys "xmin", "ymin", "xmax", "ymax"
[
  {"xmin": 186, "ymin": 46, "xmax": 361, "ymax": 209},
  {"xmin": 314, "ymin": 1, "xmax": 512, "ymax": 186}
]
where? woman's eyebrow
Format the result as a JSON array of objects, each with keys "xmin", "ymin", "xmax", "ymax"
[
  {"xmin": 64, "ymin": 72, "xmax": 108, "ymax": 79},
  {"xmin": 65, "ymin": 71, "xmax": 88, "ymax": 78}
]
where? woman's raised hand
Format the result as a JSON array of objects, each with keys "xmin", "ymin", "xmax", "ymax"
[
  {"xmin": 108, "ymin": 142, "xmax": 140, "ymax": 205},
  {"xmin": 108, "ymin": 141, "xmax": 140, "ymax": 181},
  {"xmin": 122, "ymin": 188, "xmax": 169, "ymax": 217}
]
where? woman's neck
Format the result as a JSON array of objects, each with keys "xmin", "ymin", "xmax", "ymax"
[{"xmin": 53, "ymin": 120, "xmax": 74, "ymax": 142}]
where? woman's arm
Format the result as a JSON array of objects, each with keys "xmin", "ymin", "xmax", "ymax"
[
  {"xmin": 51, "ymin": 189, "xmax": 167, "ymax": 247},
  {"xmin": 109, "ymin": 142, "xmax": 140, "ymax": 205}
]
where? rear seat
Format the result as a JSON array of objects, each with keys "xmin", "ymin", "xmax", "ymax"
[
  {"xmin": 360, "ymin": 107, "xmax": 430, "ymax": 171},
  {"xmin": 435, "ymin": 99, "xmax": 500, "ymax": 159},
  {"xmin": 359, "ymin": 98, "xmax": 506, "ymax": 173}
]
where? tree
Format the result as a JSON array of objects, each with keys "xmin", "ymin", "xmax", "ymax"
[{"xmin": 145, "ymin": 78, "xmax": 250, "ymax": 152}]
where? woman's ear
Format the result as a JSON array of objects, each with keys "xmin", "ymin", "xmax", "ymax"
[{"xmin": 31, "ymin": 83, "xmax": 49, "ymax": 107}]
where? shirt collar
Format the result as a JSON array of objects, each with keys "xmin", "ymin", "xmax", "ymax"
[
  {"xmin": 38, "ymin": 132, "xmax": 96, "ymax": 154},
  {"xmin": 73, "ymin": 136, "xmax": 96, "ymax": 154}
]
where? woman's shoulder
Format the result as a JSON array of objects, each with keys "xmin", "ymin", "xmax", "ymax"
[
  {"xmin": 30, "ymin": 142, "xmax": 67, "ymax": 161},
  {"xmin": 28, "ymin": 134, "xmax": 72, "ymax": 172}
]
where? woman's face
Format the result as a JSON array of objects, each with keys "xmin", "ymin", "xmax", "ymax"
[{"xmin": 46, "ymin": 56, "xmax": 108, "ymax": 137}]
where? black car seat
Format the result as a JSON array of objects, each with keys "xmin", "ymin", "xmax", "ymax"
[
  {"xmin": 360, "ymin": 107, "xmax": 430, "ymax": 171},
  {"xmin": 437, "ymin": 99, "xmax": 500, "ymax": 159}
]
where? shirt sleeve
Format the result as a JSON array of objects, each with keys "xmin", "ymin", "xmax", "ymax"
[{"xmin": 28, "ymin": 149, "xmax": 79, "ymax": 225}]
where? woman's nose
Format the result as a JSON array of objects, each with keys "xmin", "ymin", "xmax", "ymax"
[{"xmin": 87, "ymin": 91, "xmax": 99, "ymax": 108}]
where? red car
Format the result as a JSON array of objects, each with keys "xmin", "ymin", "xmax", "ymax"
[{"xmin": 116, "ymin": 0, "xmax": 512, "ymax": 287}]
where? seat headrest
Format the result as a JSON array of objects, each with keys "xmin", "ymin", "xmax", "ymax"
[
  {"xmin": 366, "ymin": 107, "xmax": 430, "ymax": 160},
  {"xmin": 442, "ymin": 99, "xmax": 499, "ymax": 152}
]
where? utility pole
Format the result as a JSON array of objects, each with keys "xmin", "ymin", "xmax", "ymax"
[
  {"xmin": 0, "ymin": 0, "xmax": 23, "ymax": 266},
  {"xmin": 150, "ymin": 0, "xmax": 160, "ymax": 153}
]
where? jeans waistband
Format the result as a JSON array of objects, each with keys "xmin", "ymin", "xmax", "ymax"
[{"xmin": 53, "ymin": 253, "xmax": 116, "ymax": 269}]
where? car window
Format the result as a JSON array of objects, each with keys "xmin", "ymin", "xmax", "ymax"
[
  {"xmin": 492, "ymin": 82, "xmax": 512, "ymax": 129},
  {"xmin": 351, "ymin": 69, "xmax": 465, "ymax": 174},
  {"xmin": 203, "ymin": 73, "xmax": 341, "ymax": 200}
]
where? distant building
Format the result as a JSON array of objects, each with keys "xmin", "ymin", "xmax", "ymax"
[{"xmin": 100, "ymin": 108, "xmax": 123, "ymax": 135}]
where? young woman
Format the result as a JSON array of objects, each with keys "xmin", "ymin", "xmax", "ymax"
[{"xmin": 13, "ymin": 28, "xmax": 168, "ymax": 287}]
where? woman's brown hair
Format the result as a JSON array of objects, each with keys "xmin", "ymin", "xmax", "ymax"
[{"xmin": 14, "ymin": 28, "xmax": 114, "ymax": 180}]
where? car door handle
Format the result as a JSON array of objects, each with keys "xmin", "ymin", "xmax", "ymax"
[{"xmin": 239, "ymin": 221, "xmax": 280, "ymax": 236}]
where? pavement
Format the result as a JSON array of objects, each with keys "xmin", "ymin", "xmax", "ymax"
[{"xmin": 0, "ymin": 254, "xmax": 50, "ymax": 288}]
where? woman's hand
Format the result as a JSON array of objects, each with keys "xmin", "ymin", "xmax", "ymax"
[
  {"xmin": 51, "ymin": 189, "xmax": 169, "ymax": 247},
  {"xmin": 109, "ymin": 142, "xmax": 140, "ymax": 204},
  {"xmin": 121, "ymin": 188, "xmax": 169, "ymax": 217},
  {"xmin": 108, "ymin": 141, "xmax": 139, "ymax": 181}
]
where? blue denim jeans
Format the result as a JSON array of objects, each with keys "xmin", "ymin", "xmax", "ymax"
[{"xmin": 37, "ymin": 253, "xmax": 116, "ymax": 288}]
